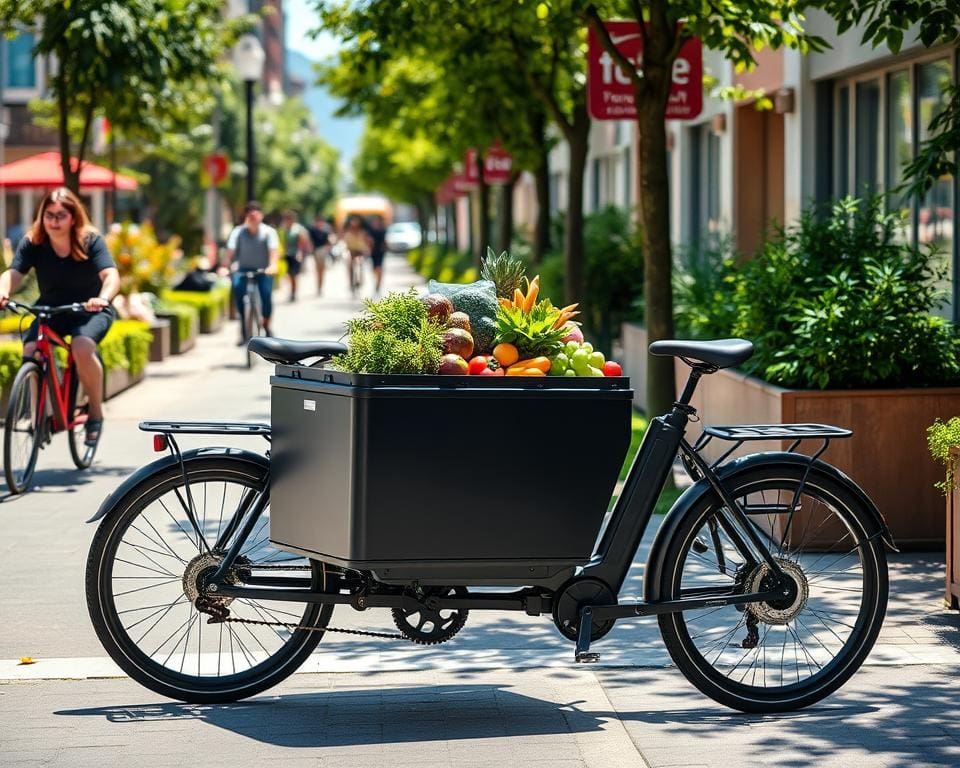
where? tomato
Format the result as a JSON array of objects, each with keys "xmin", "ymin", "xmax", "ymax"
[
  {"xmin": 478, "ymin": 366, "xmax": 504, "ymax": 376},
  {"xmin": 603, "ymin": 360, "xmax": 623, "ymax": 377},
  {"xmin": 468, "ymin": 356, "xmax": 490, "ymax": 375}
]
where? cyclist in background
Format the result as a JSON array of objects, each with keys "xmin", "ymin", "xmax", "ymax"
[
  {"xmin": 220, "ymin": 201, "xmax": 279, "ymax": 343},
  {"xmin": 365, "ymin": 214, "xmax": 388, "ymax": 297},
  {"xmin": 0, "ymin": 187, "xmax": 119, "ymax": 446},
  {"xmin": 308, "ymin": 213, "xmax": 334, "ymax": 296},
  {"xmin": 281, "ymin": 210, "xmax": 310, "ymax": 303},
  {"xmin": 341, "ymin": 215, "xmax": 371, "ymax": 293}
]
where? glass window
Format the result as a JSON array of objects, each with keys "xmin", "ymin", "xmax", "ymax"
[
  {"xmin": 855, "ymin": 79, "xmax": 881, "ymax": 195},
  {"xmin": 885, "ymin": 70, "xmax": 912, "ymax": 227},
  {"xmin": 918, "ymin": 58, "xmax": 954, "ymax": 317},
  {"xmin": 6, "ymin": 33, "xmax": 36, "ymax": 89},
  {"xmin": 836, "ymin": 86, "xmax": 850, "ymax": 197}
]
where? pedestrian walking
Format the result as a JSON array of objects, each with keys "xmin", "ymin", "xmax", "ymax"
[
  {"xmin": 365, "ymin": 214, "xmax": 388, "ymax": 297},
  {"xmin": 282, "ymin": 210, "xmax": 310, "ymax": 302},
  {"xmin": 219, "ymin": 201, "xmax": 279, "ymax": 342},
  {"xmin": 308, "ymin": 213, "xmax": 334, "ymax": 296}
]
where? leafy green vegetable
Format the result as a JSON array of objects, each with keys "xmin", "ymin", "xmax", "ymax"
[{"xmin": 334, "ymin": 289, "xmax": 444, "ymax": 374}]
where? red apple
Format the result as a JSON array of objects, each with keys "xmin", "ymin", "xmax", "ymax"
[{"xmin": 438, "ymin": 354, "xmax": 469, "ymax": 374}]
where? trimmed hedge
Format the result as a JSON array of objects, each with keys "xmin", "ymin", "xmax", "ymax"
[
  {"xmin": 160, "ymin": 283, "xmax": 230, "ymax": 331},
  {"xmin": 407, "ymin": 244, "xmax": 477, "ymax": 284},
  {"xmin": 0, "ymin": 320, "xmax": 153, "ymax": 393},
  {"xmin": 154, "ymin": 301, "xmax": 199, "ymax": 343}
]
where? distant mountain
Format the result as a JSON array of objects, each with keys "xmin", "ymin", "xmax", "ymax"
[{"xmin": 286, "ymin": 49, "xmax": 364, "ymax": 181}]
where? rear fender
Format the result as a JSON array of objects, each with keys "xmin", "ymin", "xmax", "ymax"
[
  {"xmin": 642, "ymin": 451, "xmax": 896, "ymax": 602},
  {"xmin": 87, "ymin": 447, "xmax": 269, "ymax": 523}
]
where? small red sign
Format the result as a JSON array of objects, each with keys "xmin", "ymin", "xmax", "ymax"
[
  {"xmin": 587, "ymin": 21, "xmax": 702, "ymax": 121},
  {"xmin": 464, "ymin": 145, "xmax": 514, "ymax": 186},
  {"xmin": 200, "ymin": 153, "xmax": 229, "ymax": 188}
]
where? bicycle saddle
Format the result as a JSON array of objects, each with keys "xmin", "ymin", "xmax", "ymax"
[
  {"xmin": 649, "ymin": 338, "xmax": 753, "ymax": 369},
  {"xmin": 247, "ymin": 337, "xmax": 348, "ymax": 364}
]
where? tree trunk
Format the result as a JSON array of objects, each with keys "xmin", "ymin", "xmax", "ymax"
[
  {"xmin": 564, "ymin": 104, "xmax": 589, "ymax": 307},
  {"xmin": 496, "ymin": 172, "xmax": 519, "ymax": 254},
  {"xmin": 636, "ymin": 7, "xmax": 677, "ymax": 423},
  {"xmin": 533, "ymin": 110, "xmax": 551, "ymax": 264},
  {"xmin": 56, "ymin": 70, "xmax": 81, "ymax": 195},
  {"xmin": 476, "ymin": 174, "xmax": 490, "ymax": 270}
]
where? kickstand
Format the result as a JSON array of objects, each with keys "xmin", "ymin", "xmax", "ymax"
[{"xmin": 575, "ymin": 606, "xmax": 600, "ymax": 663}]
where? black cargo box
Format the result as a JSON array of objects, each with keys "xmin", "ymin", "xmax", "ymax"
[{"xmin": 269, "ymin": 366, "xmax": 632, "ymax": 584}]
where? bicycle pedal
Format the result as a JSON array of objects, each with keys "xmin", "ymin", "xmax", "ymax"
[{"xmin": 575, "ymin": 651, "xmax": 601, "ymax": 663}]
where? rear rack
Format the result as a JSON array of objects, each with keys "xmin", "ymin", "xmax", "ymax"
[
  {"xmin": 688, "ymin": 422, "xmax": 852, "ymax": 476},
  {"xmin": 139, "ymin": 420, "xmax": 271, "ymax": 436}
]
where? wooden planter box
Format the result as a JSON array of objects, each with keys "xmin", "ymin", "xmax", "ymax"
[
  {"xmin": 622, "ymin": 322, "xmax": 960, "ymax": 549},
  {"xmin": 156, "ymin": 311, "xmax": 198, "ymax": 355},
  {"xmin": 148, "ymin": 319, "xmax": 171, "ymax": 362},
  {"xmin": 948, "ymin": 447, "xmax": 960, "ymax": 608},
  {"xmin": 104, "ymin": 367, "xmax": 146, "ymax": 400}
]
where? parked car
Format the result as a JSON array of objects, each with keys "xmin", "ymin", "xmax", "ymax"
[{"xmin": 385, "ymin": 221, "xmax": 422, "ymax": 252}]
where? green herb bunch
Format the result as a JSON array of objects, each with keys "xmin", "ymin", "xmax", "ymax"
[
  {"xmin": 334, "ymin": 289, "xmax": 445, "ymax": 374},
  {"xmin": 494, "ymin": 300, "xmax": 569, "ymax": 359},
  {"xmin": 928, "ymin": 417, "xmax": 960, "ymax": 494}
]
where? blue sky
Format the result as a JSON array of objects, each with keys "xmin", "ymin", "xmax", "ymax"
[{"xmin": 285, "ymin": 0, "xmax": 339, "ymax": 61}]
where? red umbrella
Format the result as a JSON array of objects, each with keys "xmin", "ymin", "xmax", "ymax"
[{"xmin": 0, "ymin": 151, "xmax": 138, "ymax": 191}]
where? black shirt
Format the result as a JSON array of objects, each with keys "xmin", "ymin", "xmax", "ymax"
[
  {"xmin": 11, "ymin": 233, "xmax": 116, "ymax": 307},
  {"xmin": 365, "ymin": 224, "xmax": 387, "ymax": 256},
  {"xmin": 308, "ymin": 224, "xmax": 330, "ymax": 249}
]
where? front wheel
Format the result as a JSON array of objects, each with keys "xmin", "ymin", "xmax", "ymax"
[
  {"xmin": 657, "ymin": 463, "xmax": 888, "ymax": 713},
  {"xmin": 85, "ymin": 456, "xmax": 333, "ymax": 703},
  {"xmin": 67, "ymin": 368, "xmax": 96, "ymax": 469},
  {"xmin": 4, "ymin": 362, "xmax": 43, "ymax": 493}
]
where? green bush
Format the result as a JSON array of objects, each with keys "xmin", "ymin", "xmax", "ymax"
[
  {"xmin": 0, "ymin": 320, "xmax": 153, "ymax": 392},
  {"xmin": 154, "ymin": 301, "xmax": 199, "ymax": 342},
  {"xmin": 407, "ymin": 244, "xmax": 476, "ymax": 284},
  {"xmin": 526, "ymin": 206, "xmax": 645, "ymax": 357},
  {"xmin": 672, "ymin": 238, "xmax": 739, "ymax": 340},
  {"xmin": 730, "ymin": 196, "xmax": 960, "ymax": 389},
  {"xmin": 928, "ymin": 417, "xmax": 960, "ymax": 493},
  {"xmin": 160, "ymin": 285, "xmax": 229, "ymax": 331}
]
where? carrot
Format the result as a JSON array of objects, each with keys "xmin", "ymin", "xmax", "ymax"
[
  {"xmin": 524, "ymin": 276, "xmax": 540, "ymax": 312},
  {"xmin": 513, "ymin": 288, "xmax": 525, "ymax": 309},
  {"xmin": 526, "ymin": 356, "xmax": 551, "ymax": 373}
]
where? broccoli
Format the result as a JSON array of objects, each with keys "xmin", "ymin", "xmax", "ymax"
[{"xmin": 428, "ymin": 279, "xmax": 499, "ymax": 353}]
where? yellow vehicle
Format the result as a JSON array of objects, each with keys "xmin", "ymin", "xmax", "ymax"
[{"xmin": 332, "ymin": 195, "xmax": 393, "ymax": 230}]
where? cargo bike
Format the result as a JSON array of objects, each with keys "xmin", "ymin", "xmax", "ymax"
[{"xmin": 85, "ymin": 337, "xmax": 894, "ymax": 713}]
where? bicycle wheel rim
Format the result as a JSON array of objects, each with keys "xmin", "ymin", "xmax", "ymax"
[
  {"xmin": 68, "ymin": 373, "xmax": 96, "ymax": 469},
  {"xmin": 91, "ymin": 463, "xmax": 327, "ymax": 696},
  {"xmin": 4, "ymin": 365, "xmax": 42, "ymax": 492},
  {"xmin": 662, "ymin": 473, "xmax": 884, "ymax": 707}
]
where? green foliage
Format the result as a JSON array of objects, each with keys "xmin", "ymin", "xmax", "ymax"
[
  {"xmin": 0, "ymin": 341, "xmax": 22, "ymax": 392},
  {"xmin": 0, "ymin": 0, "xmax": 242, "ymax": 192},
  {"xmin": 160, "ymin": 286, "xmax": 228, "ymax": 330},
  {"xmin": 494, "ymin": 300, "xmax": 569, "ymax": 359},
  {"xmin": 672, "ymin": 239, "xmax": 740, "ymax": 340},
  {"xmin": 677, "ymin": 196, "xmax": 960, "ymax": 390},
  {"xmin": 407, "ymin": 245, "xmax": 477, "ymax": 284},
  {"xmin": 153, "ymin": 301, "xmax": 199, "ymax": 344},
  {"xmin": 928, "ymin": 417, "xmax": 960, "ymax": 493},
  {"xmin": 335, "ymin": 289, "xmax": 444, "ymax": 374}
]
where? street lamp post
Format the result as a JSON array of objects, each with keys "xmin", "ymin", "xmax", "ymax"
[{"xmin": 233, "ymin": 34, "xmax": 265, "ymax": 204}]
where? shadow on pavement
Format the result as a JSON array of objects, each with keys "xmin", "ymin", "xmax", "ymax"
[
  {"xmin": 0, "ymin": 463, "xmax": 138, "ymax": 499},
  {"xmin": 54, "ymin": 684, "xmax": 606, "ymax": 746}
]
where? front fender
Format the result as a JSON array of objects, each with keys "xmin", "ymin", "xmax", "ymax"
[
  {"xmin": 87, "ymin": 447, "xmax": 269, "ymax": 523},
  {"xmin": 642, "ymin": 451, "xmax": 896, "ymax": 602}
]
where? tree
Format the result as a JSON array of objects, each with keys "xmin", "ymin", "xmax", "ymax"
[
  {"xmin": 0, "ymin": 0, "xmax": 238, "ymax": 194},
  {"xmin": 584, "ymin": 1, "xmax": 828, "ymax": 422}
]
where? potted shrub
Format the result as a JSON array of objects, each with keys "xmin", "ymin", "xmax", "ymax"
[
  {"xmin": 623, "ymin": 196, "xmax": 960, "ymax": 548},
  {"xmin": 154, "ymin": 301, "xmax": 199, "ymax": 355},
  {"xmin": 928, "ymin": 418, "xmax": 960, "ymax": 608}
]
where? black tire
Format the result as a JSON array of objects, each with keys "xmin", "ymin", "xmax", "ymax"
[
  {"xmin": 243, "ymin": 294, "xmax": 256, "ymax": 369},
  {"xmin": 4, "ymin": 362, "xmax": 42, "ymax": 493},
  {"xmin": 85, "ymin": 456, "xmax": 333, "ymax": 703},
  {"xmin": 67, "ymin": 367, "xmax": 96, "ymax": 469},
  {"xmin": 657, "ymin": 463, "xmax": 888, "ymax": 713}
]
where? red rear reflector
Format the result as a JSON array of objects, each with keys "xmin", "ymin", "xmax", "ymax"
[{"xmin": 153, "ymin": 434, "xmax": 168, "ymax": 452}]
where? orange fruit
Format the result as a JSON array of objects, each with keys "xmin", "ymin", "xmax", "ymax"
[{"xmin": 493, "ymin": 342, "xmax": 519, "ymax": 367}]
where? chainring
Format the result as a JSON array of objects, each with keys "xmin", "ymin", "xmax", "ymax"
[
  {"xmin": 552, "ymin": 577, "xmax": 617, "ymax": 642},
  {"xmin": 391, "ymin": 586, "xmax": 469, "ymax": 645}
]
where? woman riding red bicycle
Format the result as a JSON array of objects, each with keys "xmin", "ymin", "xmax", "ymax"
[{"xmin": 0, "ymin": 187, "xmax": 119, "ymax": 448}]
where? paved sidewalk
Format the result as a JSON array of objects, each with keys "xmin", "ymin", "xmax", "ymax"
[{"xmin": 1, "ymin": 253, "xmax": 958, "ymax": 767}]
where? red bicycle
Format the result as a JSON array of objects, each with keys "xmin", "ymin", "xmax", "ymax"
[{"xmin": 3, "ymin": 300, "xmax": 98, "ymax": 493}]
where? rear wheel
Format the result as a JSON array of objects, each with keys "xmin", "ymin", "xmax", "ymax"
[
  {"xmin": 4, "ymin": 362, "xmax": 43, "ymax": 493},
  {"xmin": 67, "ymin": 368, "xmax": 96, "ymax": 469},
  {"xmin": 85, "ymin": 456, "xmax": 333, "ymax": 703},
  {"xmin": 657, "ymin": 463, "xmax": 888, "ymax": 713}
]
